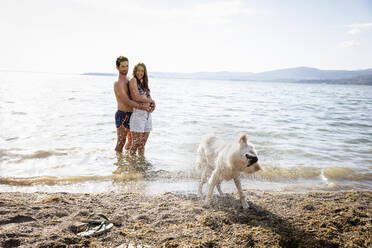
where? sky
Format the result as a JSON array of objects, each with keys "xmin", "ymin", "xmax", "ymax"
[{"xmin": 0, "ymin": 0, "xmax": 372, "ymax": 74}]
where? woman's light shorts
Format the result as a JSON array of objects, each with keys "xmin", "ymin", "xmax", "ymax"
[{"xmin": 129, "ymin": 109, "xmax": 152, "ymax": 133}]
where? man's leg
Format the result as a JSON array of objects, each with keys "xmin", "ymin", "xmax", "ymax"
[
  {"xmin": 115, "ymin": 126, "xmax": 128, "ymax": 153},
  {"xmin": 124, "ymin": 130, "xmax": 132, "ymax": 150}
]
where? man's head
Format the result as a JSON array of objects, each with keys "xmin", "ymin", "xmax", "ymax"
[{"xmin": 116, "ymin": 56, "xmax": 129, "ymax": 76}]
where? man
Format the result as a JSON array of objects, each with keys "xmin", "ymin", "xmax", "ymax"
[{"xmin": 114, "ymin": 56, "xmax": 151, "ymax": 153}]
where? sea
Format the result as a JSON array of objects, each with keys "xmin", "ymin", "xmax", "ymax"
[{"xmin": 0, "ymin": 71, "xmax": 371, "ymax": 194}]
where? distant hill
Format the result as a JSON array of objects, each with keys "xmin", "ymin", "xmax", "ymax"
[
  {"xmin": 82, "ymin": 72, "xmax": 115, "ymax": 76},
  {"xmin": 149, "ymin": 71, "xmax": 254, "ymax": 80},
  {"xmin": 82, "ymin": 67, "xmax": 372, "ymax": 85},
  {"xmin": 247, "ymin": 67, "xmax": 372, "ymax": 82},
  {"xmin": 296, "ymin": 74, "xmax": 372, "ymax": 85}
]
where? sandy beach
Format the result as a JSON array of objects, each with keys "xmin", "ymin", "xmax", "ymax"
[{"xmin": 0, "ymin": 190, "xmax": 370, "ymax": 247}]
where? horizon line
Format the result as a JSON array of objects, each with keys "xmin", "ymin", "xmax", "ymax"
[{"xmin": 1, "ymin": 65, "xmax": 372, "ymax": 75}]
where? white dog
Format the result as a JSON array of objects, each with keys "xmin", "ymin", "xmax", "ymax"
[{"xmin": 196, "ymin": 132, "xmax": 261, "ymax": 209}]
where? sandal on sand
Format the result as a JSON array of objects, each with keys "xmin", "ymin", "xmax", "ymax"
[
  {"xmin": 77, "ymin": 222, "xmax": 113, "ymax": 237},
  {"xmin": 77, "ymin": 213, "xmax": 113, "ymax": 237}
]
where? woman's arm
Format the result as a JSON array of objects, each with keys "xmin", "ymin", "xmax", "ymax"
[
  {"xmin": 148, "ymin": 95, "xmax": 156, "ymax": 112},
  {"xmin": 114, "ymin": 81, "xmax": 150, "ymax": 111},
  {"xmin": 129, "ymin": 78, "xmax": 153, "ymax": 104}
]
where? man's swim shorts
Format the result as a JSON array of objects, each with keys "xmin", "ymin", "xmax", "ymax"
[{"xmin": 115, "ymin": 110, "xmax": 132, "ymax": 129}]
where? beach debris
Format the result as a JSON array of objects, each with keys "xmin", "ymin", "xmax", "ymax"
[
  {"xmin": 69, "ymin": 222, "xmax": 87, "ymax": 233},
  {"xmin": 0, "ymin": 191, "xmax": 370, "ymax": 247},
  {"xmin": 2, "ymin": 238, "xmax": 21, "ymax": 248},
  {"xmin": 116, "ymin": 243, "xmax": 151, "ymax": 248},
  {"xmin": 303, "ymin": 204, "xmax": 315, "ymax": 211},
  {"xmin": 41, "ymin": 195, "xmax": 62, "ymax": 204},
  {"xmin": 77, "ymin": 213, "xmax": 113, "ymax": 237}
]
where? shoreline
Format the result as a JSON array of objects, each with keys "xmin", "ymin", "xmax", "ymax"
[{"xmin": 0, "ymin": 190, "xmax": 371, "ymax": 247}]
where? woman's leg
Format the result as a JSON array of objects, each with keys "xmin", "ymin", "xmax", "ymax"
[
  {"xmin": 138, "ymin": 112, "xmax": 152, "ymax": 157},
  {"xmin": 130, "ymin": 132, "xmax": 142, "ymax": 156},
  {"xmin": 138, "ymin": 132, "xmax": 150, "ymax": 157}
]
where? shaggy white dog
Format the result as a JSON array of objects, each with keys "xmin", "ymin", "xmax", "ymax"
[{"xmin": 196, "ymin": 132, "xmax": 261, "ymax": 209}]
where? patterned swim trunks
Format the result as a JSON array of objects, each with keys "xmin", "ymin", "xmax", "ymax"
[{"xmin": 115, "ymin": 110, "xmax": 132, "ymax": 129}]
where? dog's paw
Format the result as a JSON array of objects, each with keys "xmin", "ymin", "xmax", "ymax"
[
  {"xmin": 218, "ymin": 192, "xmax": 225, "ymax": 197},
  {"xmin": 204, "ymin": 196, "xmax": 212, "ymax": 204},
  {"xmin": 241, "ymin": 200, "xmax": 249, "ymax": 209},
  {"xmin": 202, "ymin": 198, "xmax": 211, "ymax": 208}
]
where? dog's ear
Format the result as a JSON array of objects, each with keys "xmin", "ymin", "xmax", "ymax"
[{"xmin": 238, "ymin": 132, "xmax": 247, "ymax": 144}]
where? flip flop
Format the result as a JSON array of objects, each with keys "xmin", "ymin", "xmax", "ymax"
[{"xmin": 77, "ymin": 222, "xmax": 114, "ymax": 237}]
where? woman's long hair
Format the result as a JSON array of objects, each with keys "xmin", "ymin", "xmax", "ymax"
[{"xmin": 133, "ymin": 63, "xmax": 150, "ymax": 93}]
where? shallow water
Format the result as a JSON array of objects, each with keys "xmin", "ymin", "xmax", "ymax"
[{"xmin": 0, "ymin": 71, "xmax": 371, "ymax": 194}]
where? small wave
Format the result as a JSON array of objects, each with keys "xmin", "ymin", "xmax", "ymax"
[
  {"xmin": 280, "ymin": 183, "xmax": 352, "ymax": 192},
  {"xmin": 1, "ymin": 149, "xmax": 69, "ymax": 163},
  {"xmin": 182, "ymin": 120, "xmax": 198, "ymax": 124},
  {"xmin": 55, "ymin": 147, "xmax": 79, "ymax": 151},
  {"xmin": 250, "ymin": 166, "xmax": 372, "ymax": 182},
  {"xmin": 11, "ymin": 111, "xmax": 27, "ymax": 115},
  {"xmin": 96, "ymin": 122, "xmax": 111, "ymax": 126},
  {"xmin": 201, "ymin": 95, "xmax": 225, "ymax": 99},
  {"xmin": 346, "ymin": 138, "xmax": 371, "ymax": 144},
  {"xmin": 0, "ymin": 149, "xmax": 20, "ymax": 161},
  {"xmin": 321, "ymin": 167, "xmax": 372, "ymax": 181},
  {"xmin": 329, "ymin": 121, "xmax": 372, "ymax": 128},
  {"xmin": 16, "ymin": 150, "xmax": 68, "ymax": 162},
  {"xmin": 144, "ymin": 166, "xmax": 372, "ymax": 183},
  {"xmin": 1, "ymin": 165, "xmax": 370, "ymax": 188},
  {"xmin": 257, "ymin": 166, "xmax": 320, "ymax": 180},
  {"xmin": 0, "ymin": 173, "xmax": 144, "ymax": 186},
  {"xmin": 0, "ymin": 176, "xmax": 107, "ymax": 186}
]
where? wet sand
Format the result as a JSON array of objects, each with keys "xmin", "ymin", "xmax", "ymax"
[{"xmin": 0, "ymin": 190, "xmax": 371, "ymax": 247}]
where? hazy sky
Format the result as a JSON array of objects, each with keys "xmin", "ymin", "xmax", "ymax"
[{"xmin": 1, "ymin": 0, "xmax": 371, "ymax": 73}]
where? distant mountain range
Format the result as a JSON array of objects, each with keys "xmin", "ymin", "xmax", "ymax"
[{"xmin": 82, "ymin": 66, "xmax": 372, "ymax": 85}]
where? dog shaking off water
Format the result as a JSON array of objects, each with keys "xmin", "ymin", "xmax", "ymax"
[{"xmin": 196, "ymin": 132, "xmax": 261, "ymax": 209}]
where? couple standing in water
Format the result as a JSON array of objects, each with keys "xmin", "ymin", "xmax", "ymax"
[{"xmin": 114, "ymin": 56, "xmax": 156, "ymax": 157}]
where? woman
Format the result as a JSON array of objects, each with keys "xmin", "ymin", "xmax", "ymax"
[{"xmin": 128, "ymin": 63, "xmax": 155, "ymax": 157}]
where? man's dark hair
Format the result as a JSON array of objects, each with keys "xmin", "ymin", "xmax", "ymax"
[{"xmin": 116, "ymin": 56, "xmax": 128, "ymax": 67}]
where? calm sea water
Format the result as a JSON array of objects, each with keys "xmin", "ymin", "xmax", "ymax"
[{"xmin": 0, "ymin": 71, "xmax": 371, "ymax": 194}]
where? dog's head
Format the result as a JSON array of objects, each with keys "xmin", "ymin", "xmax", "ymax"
[{"xmin": 237, "ymin": 132, "xmax": 261, "ymax": 174}]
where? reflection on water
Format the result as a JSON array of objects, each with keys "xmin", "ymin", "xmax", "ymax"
[{"xmin": 112, "ymin": 152, "xmax": 153, "ymax": 183}]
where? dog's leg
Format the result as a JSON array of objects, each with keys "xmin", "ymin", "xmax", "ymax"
[
  {"xmin": 198, "ymin": 168, "xmax": 208, "ymax": 197},
  {"xmin": 216, "ymin": 181, "xmax": 224, "ymax": 196},
  {"xmin": 205, "ymin": 170, "xmax": 219, "ymax": 204},
  {"xmin": 233, "ymin": 177, "xmax": 249, "ymax": 209}
]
